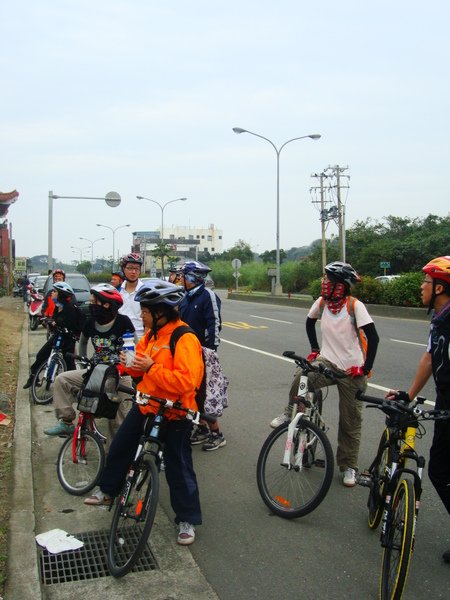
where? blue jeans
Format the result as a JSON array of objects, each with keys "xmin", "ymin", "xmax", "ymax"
[{"xmin": 99, "ymin": 404, "xmax": 202, "ymax": 525}]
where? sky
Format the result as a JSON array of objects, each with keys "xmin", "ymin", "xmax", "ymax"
[{"xmin": 1, "ymin": 1, "xmax": 449, "ymax": 266}]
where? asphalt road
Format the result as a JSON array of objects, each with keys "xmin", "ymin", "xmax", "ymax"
[{"xmin": 157, "ymin": 294, "xmax": 449, "ymax": 600}]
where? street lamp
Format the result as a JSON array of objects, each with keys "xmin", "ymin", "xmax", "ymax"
[
  {"xmin": 96, "ymin": 224, "xmax": 131, "ymax": 271},
  {"xmin": 79, "ymin": 237, "xmax": 105, "ymax": 263},
  {"xmin": 48, "ymin": 191, "xmax": 121, "ymax": 271},
  {"xmin": 136, "ymin": 195, "xmax": 187, "ymax": 277},
  {"xmin": 70, "ymin": 245, "xmax": 89, "ymax": 263},
  {"xmin": 233, "ymin": 127, "xmax": 321, "ymax": 295}
]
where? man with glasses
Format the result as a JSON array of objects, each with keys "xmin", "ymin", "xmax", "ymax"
[
  {"xmin": 118, "ymin": 253, "xmax": 145, "ymax": 339},
  {"xmin": 387, "ymin": 256, "xmax": 450, "ymax": 563}
]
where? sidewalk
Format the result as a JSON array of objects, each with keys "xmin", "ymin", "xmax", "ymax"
[{"xmin": 6, "ymin": 320, "xmax": 219, "ymax": 600}]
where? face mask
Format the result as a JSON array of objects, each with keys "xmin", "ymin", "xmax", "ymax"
[{"xmin": 89, "ymin": 304, "xmax": 114, "ymax": 324}]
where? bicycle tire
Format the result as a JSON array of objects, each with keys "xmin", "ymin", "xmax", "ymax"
[
  {"xmin": 380, "ymin": 478, "xmax": 415, "ymax": 600},
  {"xmin": 256, "ymin": 419, "xmax": 334, "ymax": 519},
  {"xmin": 107, "ymin": 457, "xmax": 159, "ymax": 577},
  {"xmin": 31, "ymin": 355, "xmax": 67, "ymax": 405},
  {"xmin": 57, "ymin": 430, "xmax": 105, "ymax": 496},
  {"xmin": 368, "ymin": 429, "xmax": 391, "ymax": 530}
]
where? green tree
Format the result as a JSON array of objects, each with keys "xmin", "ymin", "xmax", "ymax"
[{"xmin": 76, "ymin": 261, "xmax": 92, "ymax": 275}]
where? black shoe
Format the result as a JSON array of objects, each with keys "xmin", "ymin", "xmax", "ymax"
[
  {"xmin": 443, "ymin": 549, "xmax": 450, "ymax": 563},
  {"xmin": 23, "ymin": 376, "xmax": 33, "ymax": 390}
]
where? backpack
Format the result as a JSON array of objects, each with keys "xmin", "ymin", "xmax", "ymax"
[
  {"xmin": 318, "ymin": 296, "xmax": 371, "ymax": 377},
  {"xmin": 169, "ymin": 325, "xmax": 229, "ymax": 417},
  {"xmin": 76, "ymin": 364, "xmax": 121, "ymax": 419}
]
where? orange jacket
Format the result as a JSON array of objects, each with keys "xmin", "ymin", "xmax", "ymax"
[{"xmin": 125, "ymin": 318, "xmax": 204, "ymax": 420}]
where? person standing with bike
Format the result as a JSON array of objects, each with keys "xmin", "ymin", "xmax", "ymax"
[
  {"xmin": 23, "ymin": 282, "xmax": 82, "ymax": 389},
  {"xmin": 387, "ymin": 256, "xmax": 450, "ymax": 563},
  {"xmin": 118, "ymin": 253, "xmax": 145, "ymax": 339},
  {"xmin": 270, "ymin": 261, "xmax": 379, "ymax": 487},
  {"xmin": 43, "ymin": 284, "xmax": 135, "ymax": 437},
  {"xmin": 85, "ymin": 280, "xmax": 204, "ymax": 546}
]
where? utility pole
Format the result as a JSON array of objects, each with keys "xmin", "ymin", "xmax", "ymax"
[
  {"xmin": 310, "ymin": 171, "xmax": 329, "ymax": 271},
  {"xmin": 324, "ymin": 165, "xmax": 349, "ymax": 262}
]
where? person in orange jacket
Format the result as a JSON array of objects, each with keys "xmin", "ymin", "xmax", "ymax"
[{"xmin": 85, "ymin": 279, "xmax": 204, "ymax": 546}]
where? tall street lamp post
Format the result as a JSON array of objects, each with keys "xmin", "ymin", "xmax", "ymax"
[
  {"xmin": 70, "ymin": 245, "xmax": 89, "ymax": 263},
  {"xmin": 48, "ymin": 191, "xmax": 121, "ymax": 271},
  {"xmin": 79, "ymin": 237, "xmax": 105, "ymax": 263},
  {"xmin": 136, "ymin": 195, "xmax": 187, "ymax": 277},
  {"xmin": 232, "ymin": 128, "xmax": 321, "ymax": 295},
  {"xmin": 96, "ymin": 224, "xmax": 131, "ymax": 271}
]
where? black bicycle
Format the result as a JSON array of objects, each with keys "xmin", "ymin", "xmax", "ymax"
[
  {"xmin": 256, "ymin": 352, "xmax": 345, "ymax": 519},
  {"xmin": 107, "ymin": 388, "xmax": 214, "ymax": 578},
  {"xmin": 356, "ymin": 391, "xmax": 450, "ymax": 600}
]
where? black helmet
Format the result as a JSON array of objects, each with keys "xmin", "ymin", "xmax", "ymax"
[
  {"xmin": 324, "ymin": 261, "xmax": 361, "ymax": 287},
  {"xmin": 135, "ymin": 279, "xmax": 184, "ymax": 307}
]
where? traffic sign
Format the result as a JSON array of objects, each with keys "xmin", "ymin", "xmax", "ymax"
[
  {"xmin": 380, "ymin": 261, "xmax": 390, "ymax": 269},
  {"xmin": 105, "ymin": 191, "xmax": 121, "ymax": 208},
  {"xmin": 231, "ymin": 258, "xmax": 242, "ymax": 270}
]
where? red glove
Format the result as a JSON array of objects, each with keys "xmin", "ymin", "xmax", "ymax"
[
  {"xmin": 307, "ymin": 351, "xmax": 319, "ymax": 363},
  {"xmin": 346, "ymin": 366, "xmax": 365, "ymax": 378}
]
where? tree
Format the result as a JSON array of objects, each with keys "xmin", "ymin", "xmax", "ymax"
[
  {"xmin": 76, "ymin": 261, "xmax": 92, "ymax": 275},
  {"xmin": 259, "ymin": 249, "xmax": 287, "ymax": 264}
]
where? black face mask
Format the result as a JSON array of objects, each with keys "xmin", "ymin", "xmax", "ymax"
[{"xmin": 89, "ymin": 304, "xmax": 115, "ymax": 324}]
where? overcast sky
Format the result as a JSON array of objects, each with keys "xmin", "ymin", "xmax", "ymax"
[{"xmin": 1, "ymin": 1, "xmax": 449, "ymax": 266}]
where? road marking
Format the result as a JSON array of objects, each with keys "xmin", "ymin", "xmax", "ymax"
[
  {"xmin": 221, "ymin": 338, "xmax": 434, "ymax": 406},
  {"xmin": 391, "ymin": 339, "xmax": 427, "ymax": 347},
  {"xmin": 249, "ymin": 315, "xmax": 293, "ymax": 324},
  {"xmin": 222, "ymin": 321, "xmax": 268, "ymax": 330}
]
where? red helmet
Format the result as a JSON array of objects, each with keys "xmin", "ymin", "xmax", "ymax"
[
  {"xmin": 90, "ymin": 283, "xmax": 123, "ymax": 307},
  {"xmin": 120, "ymin": 253, "xmax": 143, "ymax": 270},
  {"xmin": 52, "ymin": 268, "xmax": 66, "ymax": 280},
  {"xmin": 422, "ymin": 256, "xmax": 450, "ymax": 285}
]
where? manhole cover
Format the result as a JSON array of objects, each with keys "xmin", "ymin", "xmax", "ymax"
[{"xmin": 39, "ymin": 528, "xmax": 158, "ymax": 584}]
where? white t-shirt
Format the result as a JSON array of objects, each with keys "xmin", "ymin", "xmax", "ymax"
[
  {"xmin": 308, "ymin": 297, "xmax": 373, "ymax": 371},
  {"xmin": 119, "ymin": 279, "xmax": 145, "ymax": 339}
]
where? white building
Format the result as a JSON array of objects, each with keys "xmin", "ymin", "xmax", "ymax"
[{"xmin": 132, "ymin": 224, "xmax": 223, "ymax": 274}]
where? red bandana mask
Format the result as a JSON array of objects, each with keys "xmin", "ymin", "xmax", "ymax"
[{"xmin": 321, "ymin": 279, "xmax": 347, "ymax": 314}]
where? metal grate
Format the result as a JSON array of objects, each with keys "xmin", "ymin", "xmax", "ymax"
[{"xmin": 39, "ymin": 528, "xmax": 158, "ymax": 584}]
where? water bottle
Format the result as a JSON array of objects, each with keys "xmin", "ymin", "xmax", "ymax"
[{"xmin": 122, "ymin": 332, "xmax": 135, "ymax": 367}]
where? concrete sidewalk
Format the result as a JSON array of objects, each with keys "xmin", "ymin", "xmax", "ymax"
[{"xmin": 5, "ymin": 321, "xmax": 219, "ymax": 600}]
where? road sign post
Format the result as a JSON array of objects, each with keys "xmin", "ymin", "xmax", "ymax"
[{"xmin": 231, "ymin": 259, "xmax": 242, "ymax": 291}]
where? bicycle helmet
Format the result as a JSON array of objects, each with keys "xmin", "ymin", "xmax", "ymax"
[
  {"xmin": 324, "ymin": 261, "xmax": 361, "ymax": 287},
  {"xmin": 91, "ymin": 283, "xmax": 124, "ymax": 307},
  {"xmin": 135, "ymin": 280, "xmax": 185, "ymax": 307},
  {"xmin": 52, "ymin": 268, "xmax": 66, "ymax": 280},
  {"xmin": 111, "ymin": 270, "xmax": 124, "ymax": 280},
  {"xmin": 52, "ymin": 281, "xmax": 75, "ymax": 299},
  {"xmin": 181, "ymin": 260, "xmax": 211, "ymax": 285},
  {"xmin": 120, "ymin": 253, "xmax": 143, "ymax": 270},
  {"xmin": 422, "ymin": 256, "xmax": 450, "ymax": 285}
]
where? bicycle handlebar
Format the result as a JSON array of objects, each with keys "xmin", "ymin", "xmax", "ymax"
[
  {"xmin": 356, "ymin": 390, "xmax": 450, "ymax": 422},
  {"xmin": 282, "ymin": 351, "xmax": 347, "ymax": 380}
]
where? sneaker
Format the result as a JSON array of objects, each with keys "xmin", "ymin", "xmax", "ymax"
[
  {"xmin": 190, "ymin": 426, "xmax": 210, "ymax": 445},
  {"xmin": 443, "ymin": 549, "xmax": 450, "ymax": 563},
  {"xmin": 343, "ymin": 467, "xmax": 357, "ymax": 487},
  {"xmin": 177, "ymin": 521, "xmax": 195, "ymax": 545},
  {"xmin": 202, "ymin": 433, "xmax": 226, "ymax": 452},
  {"xmin": 23, "ymin": 375, "xmax": 33, "ymax": 390},
  {"xmin": 84, "ymin": 488, "xmax": 113, "ymax": 506},
  {"xmin": 44, "ymin": 421, "xmax": 75, "ymax": 436},
  {"xmin": 270, "ymin": 413, "xmax": 290, "ymax": 429}
]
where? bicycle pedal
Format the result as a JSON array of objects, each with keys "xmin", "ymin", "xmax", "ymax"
[{"xmin": 356, "ymin": 472, "xmax": 372, "ymax": 487}]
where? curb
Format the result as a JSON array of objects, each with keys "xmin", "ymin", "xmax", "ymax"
[{"xmin": 5, "ymin": 318, "xmax": 42, "ymax": 599}]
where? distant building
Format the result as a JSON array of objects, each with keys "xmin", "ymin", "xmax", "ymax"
[
  {"xmin": 132, "ymin": 224, "xmax": 223, "ymax": 273},
  {"xmin": 0, "ymin": 190, "xmax": 19, "ymax": 290}
]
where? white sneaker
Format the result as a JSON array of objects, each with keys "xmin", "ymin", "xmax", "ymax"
[
  {"xmin": 343, "ymin": 468, "xmax": 357, "ymax": 487},
  {"xmin": 270, "ymin": 413, "xmax": 290, "ymax": 429},
  {"xmin": 177, "ymin": 521, "xmax": 195, "ymax": 545}
]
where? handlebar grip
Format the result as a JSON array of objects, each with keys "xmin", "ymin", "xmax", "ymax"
[{"xmin": 117, "ymin": 384, "xmax": 136, "ymax": 396}]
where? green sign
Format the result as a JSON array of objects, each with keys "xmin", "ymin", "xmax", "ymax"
[{"xmin": 380, "ymin": 261, "xmax": 390, "ymax": 269}]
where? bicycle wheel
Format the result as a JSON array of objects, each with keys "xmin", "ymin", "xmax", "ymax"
[
  {"xmin": 31, "ymin": 355, "xmax": 67, "ymax": 405},
  {"xmin": 256, "ymin": 419, "xmax": 334, "ymax": 519},
  {"xmin": 107, "ymin": 457, "xmax": 159, "ymax": 577},
  {"xmin": 57, "ymin": 430, "xmax": 105, "ymax": 495},
  {"xmin": 380, "ymin": 478, "xmax": 415, "ymax": 600},
  {"xmin": 368, "ymin": 429, "xmax": 391, "ymax": 530}
]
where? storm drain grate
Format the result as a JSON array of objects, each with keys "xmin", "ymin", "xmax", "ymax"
[{"xmin": 39, "ymin": 528, "xmax": 158, "ymax": 584}]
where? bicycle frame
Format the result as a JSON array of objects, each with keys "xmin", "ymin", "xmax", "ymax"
[
  {"xmin": 43, "ymin": 334, "xmax": 64, "ymax": 382},
  {"xmin": 71, "ymin": 412, "xmax": 106, "ymax": 463}
]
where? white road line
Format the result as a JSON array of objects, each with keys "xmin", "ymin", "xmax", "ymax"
[
  {"xmin": 391, "ymin": 338, "xmax": 427, "ymax": 347},
  {"xmin": 249, "ymin": 315, "xmax": 293, "ymax": 324},
  {"xmin": 221, "ymin": 338, "xmax": 435, "ymax": 406}
]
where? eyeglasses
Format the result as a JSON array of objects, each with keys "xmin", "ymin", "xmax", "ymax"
[{"xmin": 124, "ymin": 266, "xmax": 140, "ymax": 272}]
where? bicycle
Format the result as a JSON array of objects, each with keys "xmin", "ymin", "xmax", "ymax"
[
  {"xmin": 256, "ymin": 352, "xmax": 345, "ymax": 519},
  {"xmin": 31, "ymin": 326, "xmax": 77, "ymax": 405},
  {"xmin": 356, "ymin": 390, "xmax": 450, "ymax": 600},
  {"xmin": 106, "ymin": 388, "xmax": 213, "ymax": 578},
  {"xmin": 56, "ymin": 355, "xmax": 123, "ymax": 496}
]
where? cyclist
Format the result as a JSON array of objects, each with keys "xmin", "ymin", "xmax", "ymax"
[
  {"xmin": 43, "ymin": 284, "xmax": 135, "ymax": 437},
  {"xmin": 110, "ymin": 270, "xmax": 124, "ymax": 289},
  {"xmin": 118, "ymin": 253, "xmax": 145, "ymax": 338},
  {"xmin": 84, "ymin": 280, "xmax": 204, "ymax": 546},
  {"xmin": 41, "ymin": 269, "xmax": 66, "ymax": 318},
  {"xmin": 270, "ymin": 261, "xmax": 379, "ymax": 487},
  {"xmin": 168, "ymin": 266, "xmax": 183, "ymax": 284},
  {"xmin": 387, "ymin": 256, "xmax": 450, "ymax": 563},
  {"xmin": 23, "ymin": 282, "xmax": 82, "ymax": 389},
  {"xmin": 178, "ymin": 260, "xmax": 226, "ymax": 451}
]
